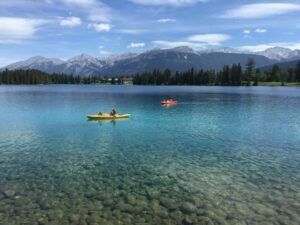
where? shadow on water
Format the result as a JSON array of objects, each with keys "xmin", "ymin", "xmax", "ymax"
[{"xmin": 87, "ymin": 118, "xmax": 131, "ymax": 126}]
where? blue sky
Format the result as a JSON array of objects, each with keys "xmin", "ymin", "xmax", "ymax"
[{"xmin": 0, "ymin": 0, "xmax": 300, "ymax": 66}]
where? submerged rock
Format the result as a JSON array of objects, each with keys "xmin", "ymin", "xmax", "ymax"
[
  {"xmin": 253, "ymin": 203, "xmax": 277, "ymax": 217},
  {"xmin": 115, "ymin": 202, "xmax": 139, "ymax": 214},
  {"xmin": 84, "ymin": 190, "xmax": 98, "ymax": 199},
  {"xmin": 3, "ymin": 189, "xmax": 16, "ymax": 198},
  {"xmin": 149, "ymin": 200, "xmax": 169, "ymax": 218},
  {"xmin": 69, "ymin": 214, "xmax": 81, "ymax": 223},
  {"xmin": 102, "ymin": 198, "xmax": 114, "ymax": 207},
  {"xmin": 197, "ymin": 216, "xmax": 214, "ymax": 225},
  {"xmin": 170, "ymin": 210, "xmax": 183, "ymax": 222},
  {"xmin": 184, "ymin": 215, "xmax": 194, "ymax": 224},
  {"xmin": 159, "ymin": 197, "xmax": 178, "ymax": 210},
  {"xmin": 86, "ymin": 214, "xmax": 100, "ymax": 224},
  {"xmin": 180, "ymin": 202, "xmax": 197, "ymax": 214},
  {"xmin": 146, "ymin": 189, "xmax": 160, "ymax": 200},
  {"xmin": 1, "ymin": 182, "xmax": 19, "ymax": 199},
  {"xmin": 38, "ymin": 198, "xmax": 53, "ymax": 210},
  {"xmin": 47, "ymin": 209, "xmax": 64, "ymax": 221},
  {"xmin": 134, "ymin": 199, "xmax": 148, "ymax": 209}
]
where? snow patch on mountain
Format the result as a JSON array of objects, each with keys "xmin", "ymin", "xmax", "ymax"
[
  {"xmin": 101, "ymin": 53, "xmax": 138, "ymax": 66},
  {"xmin": 199, "ymin": 47, "xmax": 242, "ymax": 54},
  {"xmin": 5, "ymin": 56, "xmax": 64, "ymax": 70},
  {"xmin": 254, "ymin": 47, "xmax": 300, "ymax": 61},
  {"xmin": 170, "ymin": 46, "xmax": 195, "ymax": 54}
]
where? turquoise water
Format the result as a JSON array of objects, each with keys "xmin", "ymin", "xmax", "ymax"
[{"xmin": 0, "ymin": 85, "xmax": 300, "ymax": 225}]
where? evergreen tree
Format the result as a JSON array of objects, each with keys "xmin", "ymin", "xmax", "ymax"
[
  {"xmin": 163, "ymin": 69, "xmax": 171, "ymax": 85},
  {"xmin": 246, "ymin": 58, "xmax": 255, "ymax": 86},
  {"xmin": 271, "ymin": 64, "xmax": 281, "ymax": 82},
  {"xmin": 296, "ymin": 61, "xmax": 300, "ymax": 82}
]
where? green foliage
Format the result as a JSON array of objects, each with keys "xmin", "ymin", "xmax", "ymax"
[
  {"xmin": 133, "ymin": 59, "xmax": 300, "ymax": 86},
  {"xmin": 0, "ymin": 69, "xmax": 128, "ymax": 85},
  {"xmin": 296, "ymin": 61, "xmax": 300, "ymax": 82},
  {"xmin": 271, "ymin": 64, "xmax": 281, "ymax": 82},
  {"xmin": 246, "ymin": 58, "xmax": 255, "ymax": 86},
  {"xmin": 133, "ymin": 64, "xmax": 242, "ymax": 86}
]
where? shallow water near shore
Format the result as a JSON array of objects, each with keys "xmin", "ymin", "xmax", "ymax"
[{"xmin": 0, "ymin": 85, "xmax": 300, "ymax": 225}]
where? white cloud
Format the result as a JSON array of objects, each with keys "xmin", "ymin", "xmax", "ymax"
[
  {"xmin": 239, "ymin": 41, "xmax": 300, "ymax": 52},
  {"xmin": 157, "ymin": 18, "xmax": 177, "ymax": 23},
  {"xmin": 129, "ymin": 0, "xmax": 206, "ymax": 7},
  {"xmin": 222, "ymin": 3, "xmax": 300, "ymax": 19},
  {"xmin": 88, "ymin": 23, "xmax": 111, "ymax": 32},
  {"xmin": 0, "ymin": 0, "xmax": 48, "ymax": 9},
  {"xmin": 0, "ymin": 17, "xmax": 48, "ymax": 44},
  {"xmin": 118, "ymin": 29, "xmax": 145, "ymax": 34},
  {"xmin": 127, "ymin": 42, "xmax": 145, "ymax": 48},
  {"xmin": 187, "ymin": 34, "xmax": 231, "ymax": 45},
  {"xmin": 0, "ymin": 0, "xmax": 112, "ymax": 23},
  {"xmin": 99, "ymin": 50, "xmax": 112, "ymax": 55},
  {"xmin": 60, "ymin": 16, "xmax": 81, "ymax": 27},
  {"xmin": 88, "ymin": 7, "xmax": 112, "ymax": 23},
  {"xmin": 59, "ymin": 0, "xmax": 96, "ymax": 7},
  {"xmin": 243, "ymin": 30, "xmax": 250, "ymax": 34},
  {"xmin": 60, "ymin": 0, "xmax": 112, "ymax": 22},
  {"xmin": 152, "ymin": 40, "xmax": 205, "ymax": 49},
  {"xmin": 255, "ymin": 28, "xmax": 267, "ymax": 33},
  {"xmin": 153, "ymin": 33, "xmax": 230, "ymax": 49}
]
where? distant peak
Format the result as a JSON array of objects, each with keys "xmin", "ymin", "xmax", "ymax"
[
  {"xmin": 144, "ymin": 48, "xmax": 161, "ymax": 54},
  {"xmin": 25, "ymin": 56, "xmax": 64, "ymax": 64},
  {"xmin": 262, "ymin": 46, "xmax": 292, "ymax": 52},
  {"xmin": 75, "ymin": 53, "xmax": 93, "ymax": 58},
  {"xmin": 171, "ymin": 46, "xmax": 194, "ymax": 53},
  {"xmin": 28, "ymin": 56, "xmax": 47, "ymax": 60},
  {"xmin": 68, "ymin": 53, "xmax": 95, "ymax": 62},
  {"xmin": 254, "ymin": 46, "xmax": 299, "ymax": 60},
  {"xmin": 100, "ymin": 52, "xmax": 138, "ymax": 61},
  {"xmin": 199, "ymin": 47, "xmax": 241, "ymax": 54}
]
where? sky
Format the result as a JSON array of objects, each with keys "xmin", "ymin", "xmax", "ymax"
[{"xmin": 0, "ymin": 0, "xmax": 300, "ymax": 66}]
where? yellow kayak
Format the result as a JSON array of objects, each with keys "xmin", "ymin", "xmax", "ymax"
[{"xmin": 87, "ymin": 113, "xmax": 130, "ymax": 120}]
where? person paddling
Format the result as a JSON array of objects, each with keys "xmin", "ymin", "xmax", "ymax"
[{"xmin": 110, "ymin": 108, "xmax": 117, "ymax": 116}]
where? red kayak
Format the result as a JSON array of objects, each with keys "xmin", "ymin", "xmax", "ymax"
[{"xmin": 160, "ymin": 100, "xmax": 177, "ymax": 105}]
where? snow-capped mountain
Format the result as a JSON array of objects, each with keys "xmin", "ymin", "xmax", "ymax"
[
  {"xmin": 63, "ymin": 54, "xmax": 105, "ymax": 76},
  {"xmin": 100, "ymin": 53, "xmax": 138, "ymax": 66},
  {"xmin": 255, "ymin": 47, "xmax": 300, "ymax": 61},
  {"xmin": 67, "ymin": 54, "xmax": 100, "ymax": 65},
  {"xmin": 170, "ymin": 46, "xmax": 195, "ymax": 54},
  {"xmin": 199, "ymin": 47, "xmax": 241, "ymax": 54},
  {"xmin": 2, "ymin": 46, "xmax": 300, "ymax": 76},
  {"xmin": 4, "ymin": 56, "xmax": 64, "ymax": 71}
]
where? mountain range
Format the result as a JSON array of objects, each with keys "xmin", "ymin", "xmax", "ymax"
[{"xmin": 2, "ymin": 46, "xmax": 300, "ymax": 77}]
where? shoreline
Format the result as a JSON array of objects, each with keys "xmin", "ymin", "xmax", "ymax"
[{"xmin": 1, "ymin": 82, "xmax": 300, "ymax": 87}]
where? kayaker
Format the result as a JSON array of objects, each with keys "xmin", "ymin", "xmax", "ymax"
[
  {"xmin": 110, "ymin": 108, "xmax": 117, "ymax": 116},
  {"xmin": 166, "ymin": 99, "xmax": 175, "ymax": 103}
]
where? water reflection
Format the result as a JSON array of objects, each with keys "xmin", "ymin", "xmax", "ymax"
[{"xmin": 87, "ymin": 118, "xmax": 131, "ymax": 126}]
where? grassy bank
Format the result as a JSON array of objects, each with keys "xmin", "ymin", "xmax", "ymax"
[{"xmin": 258, "ymin": 82, "xmax": 300, "ymax": 86}]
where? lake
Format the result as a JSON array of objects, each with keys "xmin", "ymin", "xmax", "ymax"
[{"xmin": 0, "ymin": 85, "xmax": 299, "ymax": 225}]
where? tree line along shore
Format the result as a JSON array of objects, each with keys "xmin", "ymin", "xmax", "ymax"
[{"xmin": 1, "ymin": 59, "xmax": 300, "ymax": 86}]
